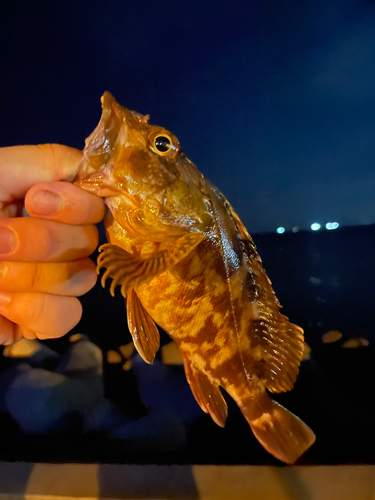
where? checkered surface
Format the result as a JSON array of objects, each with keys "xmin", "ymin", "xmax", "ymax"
[{"xmin": 1, "ymin": 463, "xmax": 375, "ymax": 499}]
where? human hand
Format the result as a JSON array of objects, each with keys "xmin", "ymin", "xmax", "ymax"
[{"xmin": 0, "ymin": 144, "xmax": 105, "ymax": 344}]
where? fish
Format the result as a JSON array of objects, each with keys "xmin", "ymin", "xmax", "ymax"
[{"xmin": 75, "ymin": 92, "xmax": 315, "ymax": 463}]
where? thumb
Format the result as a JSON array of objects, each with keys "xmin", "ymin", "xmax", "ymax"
[{"xmin": 0, "ymin": 144, "xmax": 82, "ymax": 203}]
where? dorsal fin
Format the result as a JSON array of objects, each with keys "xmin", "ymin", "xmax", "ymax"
[
  {"xmin": 226, "ymin": 200, "xmax": 305, "ymax": 393},
  {"xmin": 252, "ymin": 316, "xmax": 304, "ymax": 392}
]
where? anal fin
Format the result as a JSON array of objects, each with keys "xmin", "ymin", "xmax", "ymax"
[
  {"xmin": 127, "ymin": 288, "xmax": 160, "ymax": 364},
  {"xmin": 184, "ymin": 360, "xmax": 228, "ymax": 427}
]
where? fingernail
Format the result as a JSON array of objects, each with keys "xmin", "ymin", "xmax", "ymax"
[
  {"xmin": 31, "ymin": 190, "xmax": 62, "ymax": 216},
  {"xmin": 0, "ymin": 290, "xmax": 12, "ymax": 307},
  {"xmin": 70, "ymin": 269, "xmax": 97, "ymax": 289},
  {"xmin": 0, "ymin": 227, "xmax": 17, "ymax": 255}
]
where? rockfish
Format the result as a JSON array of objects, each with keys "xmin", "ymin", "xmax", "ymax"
[{"xmin": 75, "ymin": 92, "xmax": 315, "ymax": 463}]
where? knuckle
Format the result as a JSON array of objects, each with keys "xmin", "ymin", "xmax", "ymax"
[
  {"xmin": 22, "ymin": 219, "xmax": 54, "ymax": 261},
  {"xmin": 0, "ymin": 263, "xmax": 5, "ymax": 282},
  {"xmin": 38, "ymin": 226, "xmax": 54, "ymax": 260},
  {"xmin": 29, "ymin": 263, "xmax": 40, "ymax": 290}
]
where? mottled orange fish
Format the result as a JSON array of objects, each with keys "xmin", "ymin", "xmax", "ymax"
[{"xmin": 75, "ymin": 92, "xmax": 315, "ymax": 463}]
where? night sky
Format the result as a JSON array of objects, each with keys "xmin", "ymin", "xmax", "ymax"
[{"xmin": 1, "ymin": 0, "xmax": 375, "ymax": 233}]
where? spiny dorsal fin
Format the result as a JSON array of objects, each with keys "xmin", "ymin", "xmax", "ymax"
[
  {"xmin": 184, "ymin": 359, "xmax": 228, "ymax": 427},
  {"xmin": 126, "ymin": 288, "xmax": 160, "ymax": 364}
]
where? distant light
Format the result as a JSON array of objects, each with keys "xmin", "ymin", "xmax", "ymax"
[
  {"xmin": 326, "ymin": 222, "xmax": 339, "ymax": 230},
  {"xmin": 276, "ymin": 227, "xmax": 285, "ymax": 234},
  {"xmin": 311, "ymin": 223, "xmax": 321, "ymax": 231},
  {"xmin": 292, "ymin": 226, "xmax": 299, "ymax": 233}
]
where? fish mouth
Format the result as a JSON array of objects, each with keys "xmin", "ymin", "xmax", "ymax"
[
  {"xmin": 73, "ymin": 91, "xmax": 128, "ymax": 197},
  {"xmin": 74, "ymin": 160, "xmax": 97, "ymax": 181},
  {"xmin": 74, "ymin": 162, "xmax": 123, "ymax": 198}
]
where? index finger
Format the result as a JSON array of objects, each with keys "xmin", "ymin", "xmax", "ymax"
[
  {"xmin": 25, "ymin": 182, "xmax": 106, "ymax": 225},
  {"xmin": 0, "ymin": 144, "xmax": 82, "ymax": 205}
]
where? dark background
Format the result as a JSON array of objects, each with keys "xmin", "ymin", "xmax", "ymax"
[
  {"xmin": 1, "ymin": 0, "xmax": 375, "ymax": 232},
  {"xmin": 1, "ymin": 0, "xmax": 375, "ymax": 466}
]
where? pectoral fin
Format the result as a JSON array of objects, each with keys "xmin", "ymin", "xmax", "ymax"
[
  {"xmin": 184, "ymin": 360, "xmax": 228, "ymax": 427},
  {"xmin": 97, "ymin": 243, "xmax": 165, "ymax": 297},
  {"xmin": 97, "ymin": 232, "xmax": 205, "ymax": 297},
  {"xmin": 126, "ymin": 288, "xmax": 160, "ymax": 364}
]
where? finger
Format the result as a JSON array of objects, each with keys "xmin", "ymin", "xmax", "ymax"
[
  {"xmin": 0, "ymin": 291, "xmax": 82, "ymax": 339},
  {"xmin": 18, "ymin": 325, "xmax": 37, "ymax": 340},
  {"xmin": 0, "ymin": 259, "xmax": 97, "ymax": 296},
  {"xmin": 0, "ymin": 144, "xmax": 82, "ymax": 205},
  {"xmin": 0, "ymin": 314, "xmax": 17, "ymax": 345},
  {"xmin": 0, "ymin": 200, "xmax": 24, "ymax": 219},
  {"xmin": 0, "ymin": 320, "xmax": 37, "ymax": 345},
  {"xmin": 0, "ymin": 218, "xmax": 98, "ymax": 262},
  {"xmin": 25, "ymin": 181, "xmax": 105, "ymax": 225}
]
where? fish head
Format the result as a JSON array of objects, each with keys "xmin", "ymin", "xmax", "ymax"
[{"xmin": 75, "ymin": 92, "xmax": 212, "ymax": 236}]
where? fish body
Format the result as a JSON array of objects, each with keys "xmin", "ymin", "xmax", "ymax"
[{"xmin": 75, "ymin": 92, "xmax": 315, "ymax": 463}]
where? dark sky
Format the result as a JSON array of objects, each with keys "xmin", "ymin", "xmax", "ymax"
[{"xmin": 1, "ymin": 0, "xmax": 375, "ymax": 233}]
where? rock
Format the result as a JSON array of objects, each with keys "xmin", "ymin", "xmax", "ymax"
[
  {"xmin": 2, "ymin": 364, "xmax": 96, "ymax": 433},
  {"xmin": 56, "ymin": 336, "xmax": 102, "ymax": 373},
  {"xmin": 2, "ymin": 339, "xmax": 60, "ymax": 370},
  {"xmin": 131, "ymin": 355, "xmax": 201, "ymax": 424},
  {"xmin": 55, "ymin": 337, "xmax": 103, "ymax": 399}
]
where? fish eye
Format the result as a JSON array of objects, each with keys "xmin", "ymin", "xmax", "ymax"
[
  {"xmin": 155, "ymin": 135, "xmax": 171, "ymax": 153},
  {"xmin": 148, "ymin": 129, "xmax": 180, "ymax": 158}
]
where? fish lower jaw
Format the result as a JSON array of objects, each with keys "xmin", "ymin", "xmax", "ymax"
[{"xmin": 74, "ymin": 164, "xmax": 124, "ymax": 197}]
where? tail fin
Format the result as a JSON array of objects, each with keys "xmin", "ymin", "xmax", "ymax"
[{"xmin": 245, "ymin": 398, "xmax": 315, "ymax": 464}]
